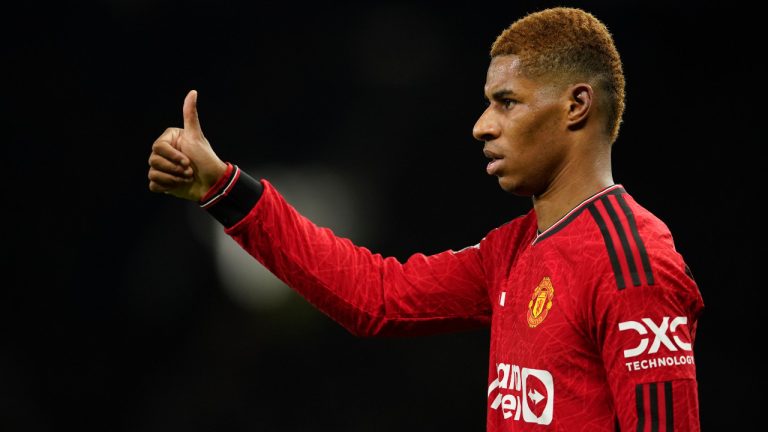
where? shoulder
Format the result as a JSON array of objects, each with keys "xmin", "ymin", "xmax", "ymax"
[
  {"xmin": 482, "ymin": 211, "xmax": 537, "ymax": 248},
  {"xmin": 616, "ymin": 193, "xmax": 675, "ymax": 247},
  {"xmin": 586, "ymin": 191, "xmax": 703, "ymax": 314},
  {"xmin": 575, "ymin": 189, "xmax": 692, "ymax": 290},
  {"xmin": 448, "ymin": 211, "xmax": 534, "ymax": 261}
]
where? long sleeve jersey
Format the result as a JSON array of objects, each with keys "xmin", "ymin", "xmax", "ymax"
[{"xmin": 202, "ymin": 165, "xmax": 704, "ymax": 431}]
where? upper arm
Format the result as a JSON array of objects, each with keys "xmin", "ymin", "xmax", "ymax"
[{"xmin": 594, "ymin": 262, "xmax": 704, "ymax": 431}]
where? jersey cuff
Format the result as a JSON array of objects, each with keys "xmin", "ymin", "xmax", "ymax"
[{"xmin": 200, "ymin": 165, "xmax": 263, "ymax": 228}]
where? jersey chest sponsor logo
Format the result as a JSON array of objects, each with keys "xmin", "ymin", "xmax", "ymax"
[
  {"xmin": 527, "ymin": 277, "xmax": 554, "ymax": 328},
  {"xmin": 618, "ymin": 316, "xmax": 694, "ymax": 372},
  {"xmin": 487, "ymin": 362, "xmax": 554, "ymax": 425}
]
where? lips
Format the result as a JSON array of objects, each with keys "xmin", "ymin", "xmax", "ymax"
[
  {"xmin": 483, "ymin": 149, "xmax": 502, "ymax": 160},
  {"xmin": 484, "ymin": 148, "xmax": 504, "ymax": 175}
]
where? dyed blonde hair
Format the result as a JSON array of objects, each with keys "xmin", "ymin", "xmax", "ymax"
[{"xmin": 491, "ymin": 8, "xmax": 625, "ymax": 142}]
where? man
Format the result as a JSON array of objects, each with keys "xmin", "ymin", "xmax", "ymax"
[{"xmin": 148, "ymin": 7, "xmax": 703, "ymax": 431}]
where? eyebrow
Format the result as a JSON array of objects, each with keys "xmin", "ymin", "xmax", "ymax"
[{"xmin": 484, "ymin": 89, "xmax": 519, "ymax": 101}]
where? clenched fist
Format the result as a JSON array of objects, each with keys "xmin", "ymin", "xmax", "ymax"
[{"xmin": 148, "ymin": 90, "xmax": 227, "ymax": 201}]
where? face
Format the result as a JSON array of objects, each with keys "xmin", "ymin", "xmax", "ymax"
[{"xmin": 473, "ymin": 55, "xmax": 570, "ymax": 196}]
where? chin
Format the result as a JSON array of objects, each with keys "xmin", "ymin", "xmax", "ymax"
[{"xmin": 497, "ymin": 176, "xmax": 533, "ymax": 197}]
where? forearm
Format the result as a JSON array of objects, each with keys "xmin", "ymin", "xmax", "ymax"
[
  {"xmin": 202, "ymin": 167, "xmax": 491, "ymax": 337},
  {"xmin": 227, "ymin": 176, "xmax": 389, "ymax": 336}
]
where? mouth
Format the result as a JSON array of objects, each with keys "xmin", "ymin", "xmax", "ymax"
[{"xmin": 483, "ymin": 149, "xmax": 504, "ymax": 175}]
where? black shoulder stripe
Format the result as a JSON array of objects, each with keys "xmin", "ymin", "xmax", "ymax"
[
  {"xmin": 601, "ymin": 196, "xmax": 641, "ymax": 287},
  {"xmin": 615, "ymin": 194, "xmax": 655, "ymax": 286},
  {"xmin": 588, "ymin": 205, "xmax": 626, "ymax": 290}
]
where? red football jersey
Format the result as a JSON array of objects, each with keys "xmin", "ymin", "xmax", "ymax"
[{"xmin": 207, "ymin": 168, "xmax": 704, "ymax": 431}]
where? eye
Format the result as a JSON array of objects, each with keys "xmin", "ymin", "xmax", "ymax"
[{"xmin": 501, "ymin": 98, "xmax": 517, "ymax": 109}]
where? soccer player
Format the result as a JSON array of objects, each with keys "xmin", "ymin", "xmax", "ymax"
[{"xmin": 147, "ymin": 7, "xmax": 703, "ymax": 431}]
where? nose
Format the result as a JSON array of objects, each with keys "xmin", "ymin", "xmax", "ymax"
[{"xmin": 472, "ymin": 107, "xmax": 501, "ymax": 142}]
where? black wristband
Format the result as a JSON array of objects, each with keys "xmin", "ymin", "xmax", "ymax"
[{"xmin": 203, "ymin": 166, "xmax": 264, "ymax": 228}]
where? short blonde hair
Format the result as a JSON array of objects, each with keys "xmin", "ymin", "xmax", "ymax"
[{"xmin": 491, "ymin": 8, "xmax": 626, "ymax": 143}]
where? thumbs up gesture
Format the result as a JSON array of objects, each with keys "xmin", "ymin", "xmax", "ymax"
[{"xmin": 148, "ymin": 90, "xmax": 227, "ymax": 201}]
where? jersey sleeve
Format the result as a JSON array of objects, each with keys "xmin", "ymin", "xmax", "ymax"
[
  {"xmin": 211, "ymin": 172, "xmax": 493, "ymax": 337},
  {"xmin": 592, "ymin": 259, "xmax": 704, "ymax": 431}
]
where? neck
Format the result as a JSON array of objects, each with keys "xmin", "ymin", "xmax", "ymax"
[{"xmin": 532, "ymin": 146, "xmax": 614, "ymax": 233}]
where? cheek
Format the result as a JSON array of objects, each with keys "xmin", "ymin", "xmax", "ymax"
[
  {"xmin": 520, "ymin": 107, "xmax": 563, "ymax": 155},
  {"xmin": 503, "ymin": 115, "xmax": 551, "ymax": 159},
  {"xmin": 501, "ymin": 108, "xmax": 565, "ymax": 182},
  {"xmin": 527, "ymin": 105, "xmax": 562, "ymax": 137}
]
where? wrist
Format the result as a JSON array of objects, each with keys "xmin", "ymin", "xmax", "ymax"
[
  {"xmin": 202, "ymin": 168, "xmax": 264, "ymax": 227},
  {"xmin": 203, "ymin": 160, "xmax": 228, "ymax": 190},
  {"xmin": 199, "ymin": 162, "xmax": 234, "ymax": 204}
]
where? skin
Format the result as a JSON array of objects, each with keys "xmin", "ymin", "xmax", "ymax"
[
  {"xmin": 473, "ymin": 55, "xmax": 614, "ymax": 232},
  {"xmin": 149, "ymin": 55, "xmax": 614, "ymax": 233},
  {"xmin": 148, "ymin": 90, "xmax": 227, "ymax": 201}
]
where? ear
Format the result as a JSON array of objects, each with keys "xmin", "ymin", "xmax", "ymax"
[{"xmin": 566, "ymin": 83, "xmax": 594, "ymax": 130}]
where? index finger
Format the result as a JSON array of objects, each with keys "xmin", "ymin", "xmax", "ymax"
[{"xmin": 152, "ymin": 138, "xmax": 189, "ymax": 166}]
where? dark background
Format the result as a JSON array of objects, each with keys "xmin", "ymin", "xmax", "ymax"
[{"xmin": 4, "ymin": 0, "xmax": 761, "ymax": 430}]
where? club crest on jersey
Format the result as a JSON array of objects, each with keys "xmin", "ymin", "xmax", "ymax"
[{"xmin": 527, "ymin": 277, "xmax": 554, "ymax": 328}]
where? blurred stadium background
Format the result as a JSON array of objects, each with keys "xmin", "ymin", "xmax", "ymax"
[{"xmin": 4, "ymin": 0, "xmax": 761, "ymax": 430}]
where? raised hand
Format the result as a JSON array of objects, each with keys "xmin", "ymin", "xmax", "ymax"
[{"xmin": 148, "ymin": 90, "xmax": 228, "ymax": 201}]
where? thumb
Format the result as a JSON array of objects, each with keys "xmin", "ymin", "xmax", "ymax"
[{"xmin": 183, "ymin": 89, "xmax": 203, "ymax": 136}]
